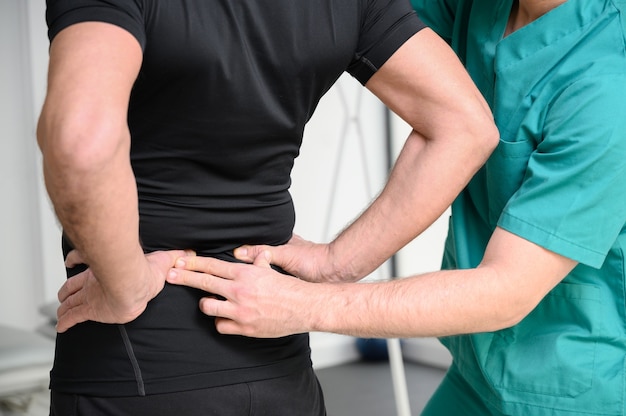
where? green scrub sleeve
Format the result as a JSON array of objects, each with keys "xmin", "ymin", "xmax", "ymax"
[
  {"xmin": 410, "ymin": 0, "xmax": 458, "ymax": 43},
  {"xmin": 499, "ymin": 74, "xmax": 626, "ymax": 268}
]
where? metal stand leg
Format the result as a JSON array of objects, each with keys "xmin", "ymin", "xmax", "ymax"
[{"xmin": 387, "ymin": 338, "xmax": 412, "ymax": 416}]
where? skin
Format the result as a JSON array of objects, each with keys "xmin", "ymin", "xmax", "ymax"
[
  {"xmin": 38, "ymin": 20, "xmax": 498, "ymax": 331},
  {"xmin": 505, "ymin": 0, "xmax": 568, "ymax": 36},
  {"xmin": 166, "ymin": 0, "xmax": 579, "ymax": 340}
]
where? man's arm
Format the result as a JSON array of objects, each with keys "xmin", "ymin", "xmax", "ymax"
[
  {"xmin": 237, "ymin": 28, "xmax": 499, "ymax": 282},
  {"xmin": 167, "ymin": 227, "xmax": 577, "ymax": 338},
  {"xmin": 37, "ymin": 22, "xmax": 184, "ymax": 330}
]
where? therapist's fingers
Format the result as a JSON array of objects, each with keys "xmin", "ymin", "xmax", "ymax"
[
  {"xmin": 173, "ymin": 256, "xmax": 241, "ymax": 279},
  {"xmin": 167, "ymin": 266, "xmax": 233, "ymax": 298},
  {"xmin": 168, "ymin": 252, "xmax": 273, "ymax": 290},
  {"xmin": 199, "ymin": 298, "xmax": 274, "ymax": 338},
  {"xmin": 199, "ymin": 297, "xmax": 237, "ymax": 322},
  {"xmin": 214, "ymin": 317, "xmax": 246, "ymax": 336},
  {"xmin": 168, "ymin": 268, "xmax": 253, "ymax": 330},
  {"xmin": 234, "ymin": 244, "xmax": 273, "ymax": 263}
]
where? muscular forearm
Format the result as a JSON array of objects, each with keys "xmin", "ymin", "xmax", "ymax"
[
  {"xmin": 306, "ymin": 267, "xmax": 516, "ymax": 338},
  {"xmin": 37, "ymin": 23, "xmax": 153, "ymax": 317},
  {"xmin": 326, "ymin": 127, "xmax": 493, "ymax": 281},
  {"xmin": 306, "ymin": 270, "xmax": 485, "ymax": 338},
  {"xmin": 308, "ymin": 228, "xmax": 576, "ymax": 338},
  {"xmin": 38, "ymin": 116, "xmax": 148, "ymax": 312}
]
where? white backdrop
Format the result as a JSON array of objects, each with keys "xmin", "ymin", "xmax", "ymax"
[{"xmin": 0, "ymin": 0, "xmax": 59, "ymax": 330}]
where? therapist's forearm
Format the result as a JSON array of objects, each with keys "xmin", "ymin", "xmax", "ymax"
[
  {"xmin": 305, "ymin": 228, "xmax": 576, "ymax": 338},
  {"xmin": 304, "ymin": 269, "xmax": 507, "ymax": 338}
]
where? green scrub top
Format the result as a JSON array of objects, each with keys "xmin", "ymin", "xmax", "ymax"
[{"xmin": 412, "ymin": 0, "xmax": 626, "ymax": 414}]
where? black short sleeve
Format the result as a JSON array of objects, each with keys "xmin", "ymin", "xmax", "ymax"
[
  {"xmin": 349, "ymin": 0, "xmax": 426, "ymax": 84},
  {"xmin": 46, "ymin": 0, "xmax": 146, "ymax": 49}
]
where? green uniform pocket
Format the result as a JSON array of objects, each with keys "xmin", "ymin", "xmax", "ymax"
[
  {"xmin": 484, "ymin": 282, "xmax": 600, "ymax": 398},
  {"xmin": 485, "ymin": 138, "xmax": 533, "ymax": 227}
]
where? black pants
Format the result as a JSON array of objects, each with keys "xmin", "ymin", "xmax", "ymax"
[{"xmin": 50, "ymin": 367, "xmax": 326, "ymax": 416}]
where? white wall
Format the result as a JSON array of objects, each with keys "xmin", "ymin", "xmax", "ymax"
[
  {"xmin": 0, "ymin": 0, "xmax": 62, "ymax": 331},
  {"xmin": 291, "ymin": 75, "xmax": 395, "ymax": 368},
  {"xmin": 26, "ymin": 0, "xmax": 68, "ymax": 307}
]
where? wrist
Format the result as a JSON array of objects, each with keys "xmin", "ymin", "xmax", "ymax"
[
  {"xmin": 99, "ymin": 251, "xmax": 153, "ymax": 316},
  {"xmin": 325, "ymin": 241, "xmax": 360, "ymax": 282}
]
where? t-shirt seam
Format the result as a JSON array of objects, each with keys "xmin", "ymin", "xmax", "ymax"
[{"xmin": 118, "ymin": 324, "xmax": 146, "ymax": 396}]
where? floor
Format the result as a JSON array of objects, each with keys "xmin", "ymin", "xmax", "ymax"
[
  {"xmin": 316, "ymin": 360, "xmax": 446, "ymax": 416},
  {"xmin": 1, "ymin": 361, "xmax": 446, "ymax": 416},
  {"xmin": 0, "ymin": 392, "xmax": 49, "ymax": 416}
]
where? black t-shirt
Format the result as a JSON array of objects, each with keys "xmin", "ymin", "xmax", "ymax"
[{"xmin": 47, "ymin": 0, "xmax": 425, "ymax": 397}]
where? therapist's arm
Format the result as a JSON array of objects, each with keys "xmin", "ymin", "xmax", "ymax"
[
  {"xmin": 37, "ymin": 22, "xmax": 186, "ymax": 331},
  {"xmin": 236, "ymin": 28, "xmax": 498, "ymax": 283},
  {"xmin": 168, "ymin": 227, "xmax": 577, "ymax": 338}
]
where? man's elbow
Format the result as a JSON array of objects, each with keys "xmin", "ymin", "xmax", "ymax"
[
  {"xmin": 38, "ymin": 111, "xmax": 129, "ymax": 175},
  {"xmin": 469, "ymin": 115, "xmax": 499, "ymax": 163}
]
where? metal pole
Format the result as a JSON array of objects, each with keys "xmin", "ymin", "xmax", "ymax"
[
  {"xmin": 384, "ymin": 107, "xmax": 412, "ymax": 416},
  {"xmin": 388, "ymin": 338, "xmax": 412, "ymax": 416}
]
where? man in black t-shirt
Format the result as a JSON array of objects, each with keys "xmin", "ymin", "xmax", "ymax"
[{"xmin": 38, "ymin": 0, "xmax": 498, "ymax": 414}]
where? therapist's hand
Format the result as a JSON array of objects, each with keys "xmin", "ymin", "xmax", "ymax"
[
  {"xmin": 234, "ymin": 235, "xmax": 354, "ymax": 283},
  {"xmin": 167, "ymin": 252, "xmax": 319, "ymax": 338},
  {"xmin": 57, "ymin": 249, "xmax": 192, "ymax": 332}
]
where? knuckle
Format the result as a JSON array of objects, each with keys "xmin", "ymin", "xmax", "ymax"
[
  {"xmin": 183, "ymin": 256, "xmax": 196, "ymax": 269},
  {"xmin": 199, "ymin": 297, "xmax": 216, "ymax": 316},
  {"xmin": 199, "ymin": 274, "xmax": 214, "ymax": 293},
  {"xmin": 215, "ymin": 319, "xmax": 230, "ymax": 334},
  {"xmin": 230, "ymin": 284, "xmax": 245, "ymax": 301}
]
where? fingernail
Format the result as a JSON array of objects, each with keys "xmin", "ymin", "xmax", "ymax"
[
  {"xmin": 168, "ymin": 269, "xmax": 178, "ymax": 281},
  {"xmin": 175, "ymin": 258, "xmax": 185, "ymax": 268},
  {"xmin": 236, "ymin": 247, "xmax": 247, "ymax": 257}
]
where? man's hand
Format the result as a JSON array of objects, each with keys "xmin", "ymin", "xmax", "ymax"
[
  {"xmin": 167, "ymin": 252, "xmax": 316, "ymax": 338},
  {"xmin": 234, "ymin": 235, "xmax": 357, "ymax": 283},
  {"xmin": 57, "ymin": 249, "xmax": 192, "ymax": 332}
]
